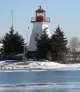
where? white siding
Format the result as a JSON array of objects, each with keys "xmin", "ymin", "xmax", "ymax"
[{"xmin": 28, "ymin": 22, "xmax": 50, "ymax": 51}]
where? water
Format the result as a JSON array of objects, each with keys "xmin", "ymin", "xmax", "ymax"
[{"xmin": 0, "ymin": 70, "xmax": 80, "ymax": 92}]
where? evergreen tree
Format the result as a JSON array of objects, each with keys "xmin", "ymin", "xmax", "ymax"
[
  {"xmin": 2, "ymin": 27, "xmax": 26, "ymax": 55},
  {"xmin": 36, "ymin": 29, "xmax": 51, "ymax": 59},
  {"xmin": 51, "ymin": 26, "xmax": 68, "ymax": 61}
]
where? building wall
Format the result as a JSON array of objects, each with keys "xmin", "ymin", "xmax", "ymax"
[{"xmin": 28, "ymin": 22, "xmax": 50, "ymax": 51}]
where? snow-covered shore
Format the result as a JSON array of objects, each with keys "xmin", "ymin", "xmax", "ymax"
[{"xmin": 0, "ymin": 61, "xmax": 80, "ymax": 71}]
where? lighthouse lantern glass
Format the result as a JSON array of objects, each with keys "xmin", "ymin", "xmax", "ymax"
[{"xmin": 37, "ymin": 12, "xmax": 44, "ymax": 17}]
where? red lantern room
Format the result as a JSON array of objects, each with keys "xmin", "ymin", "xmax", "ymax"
[{"xmin": 31, "ymin": 6, "xmax": 50, "ymax": 22}]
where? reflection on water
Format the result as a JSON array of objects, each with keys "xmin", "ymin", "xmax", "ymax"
[
  {"xmin": 0, "ymin": 88, "xmax": 80, "ymax": 92},
  {"xmin": 0, "ymin": 70, "xmax": 80, "ymax": 92}
]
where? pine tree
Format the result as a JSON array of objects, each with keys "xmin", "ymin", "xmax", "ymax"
[
  {"xmin": 36, "ymin": 29, "xmax": 51, "ymax": 59},
  {"xmin": 51, "ymin": 26, "xmax": 68, "ymax": 61},
  {"xmin": 2, "ymin": 27, "xmax": 26, "ymax": 55}
]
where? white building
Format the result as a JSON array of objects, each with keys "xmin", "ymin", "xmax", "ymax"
[
  {"xmin": 28, "ymin": 6, "xmax": 50, "ymax": 58},
  {"xmin": 0, "ymin": 43, "xmax": 3, "ymax": 54}
]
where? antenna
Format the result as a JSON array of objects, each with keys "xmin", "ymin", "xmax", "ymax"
[
  {"xmin": 12, "ymin": 10, "xmax": 13, "ymax": 28},
  {"xmin": 10, "ymin": 10, "xmax": 14, "ymax": 33}
]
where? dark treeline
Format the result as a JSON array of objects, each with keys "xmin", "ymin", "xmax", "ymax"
[
  {"xmin": 0, "ymin": 25, "xmax": 80, "ymax": 63},
  {"xmin": 35, "ymin": 26, "xmax": 68, "ymax": 63},
  {"xmin": 0, "ymin": 26, "xmax": 27, "ymax": 60}
]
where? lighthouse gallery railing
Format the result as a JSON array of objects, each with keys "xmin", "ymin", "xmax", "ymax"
[{"xmin": 31, "ymin": 17, "xmax": 50, "ymax": 22}]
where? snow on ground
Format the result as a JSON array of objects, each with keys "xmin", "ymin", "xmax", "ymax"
[
  {"xmin": 27, "ymin": 62, "xmax": 67, "ymax": 69},
  {"xmin": 0, "ymin": 61, "xmax": 5, "ymax": 65},
  {"xmin": 0, "ymin": 61, "xmax": 80, "ymax": 71}
]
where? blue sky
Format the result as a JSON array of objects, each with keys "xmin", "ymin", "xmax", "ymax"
[{"xmin": 0, "ymin": 0, "xmax": 80, "ymax": 44}]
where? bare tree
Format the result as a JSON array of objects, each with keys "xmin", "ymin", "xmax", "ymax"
[{"xmin": 69, "ymin": 37, "xmax": 80, "ymax": 61}]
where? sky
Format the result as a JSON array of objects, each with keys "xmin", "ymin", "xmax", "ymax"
[{"xmin": 0, "ymin": 0, "xmax": 80, "ymax": 44}]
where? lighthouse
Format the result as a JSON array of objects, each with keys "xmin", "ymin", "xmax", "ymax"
[{"xmin": 28, "ymin": 6, "xmax": 50, "ymax": 58}]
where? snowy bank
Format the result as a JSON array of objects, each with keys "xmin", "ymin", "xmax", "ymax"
[{"xmin": 1, "ymin": 61, "xmax": 80, "ymax": 71}]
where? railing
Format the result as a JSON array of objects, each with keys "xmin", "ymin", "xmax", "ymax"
[
  {"xmin": 46, "ymin": 17, "xmax": 50, "ymax": 22},
  {"xmin": 31, "ymin": 17, "xmax": 50, "ymax": 22},
  {"xmin": 31, "ymin": 17, "xmax": 36, "ymax": 22}
]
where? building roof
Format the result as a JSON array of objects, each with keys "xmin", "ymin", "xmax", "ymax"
[{"xmin": 36, "ymin": 6, "xmax": 45, "ymax": 12}]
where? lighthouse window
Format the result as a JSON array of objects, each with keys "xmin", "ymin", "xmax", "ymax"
[
  {"xmin": 40, "ymin": 13, "xmax": 43, "ymax": 16},
  {"xmin": 37, "ymin": 13, "xmax": 40, "ymax": 16},
  {"xmin": 37, "ymin": 13, "xmax": 43, "ymax": 16}
]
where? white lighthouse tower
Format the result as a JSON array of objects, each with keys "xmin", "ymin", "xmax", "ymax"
[{"xmin": 28, "ymin": 6, "xmax": 50, "ymax": 57}]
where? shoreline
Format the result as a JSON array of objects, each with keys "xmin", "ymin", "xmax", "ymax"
[{"xmin": 0, "ymin": 61, "xmax": 80, "ymax": 71}]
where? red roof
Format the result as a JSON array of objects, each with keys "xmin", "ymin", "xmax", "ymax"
[{"xmin": 36, "ymin": 6, "xmax": 45, "ymax": 12}]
